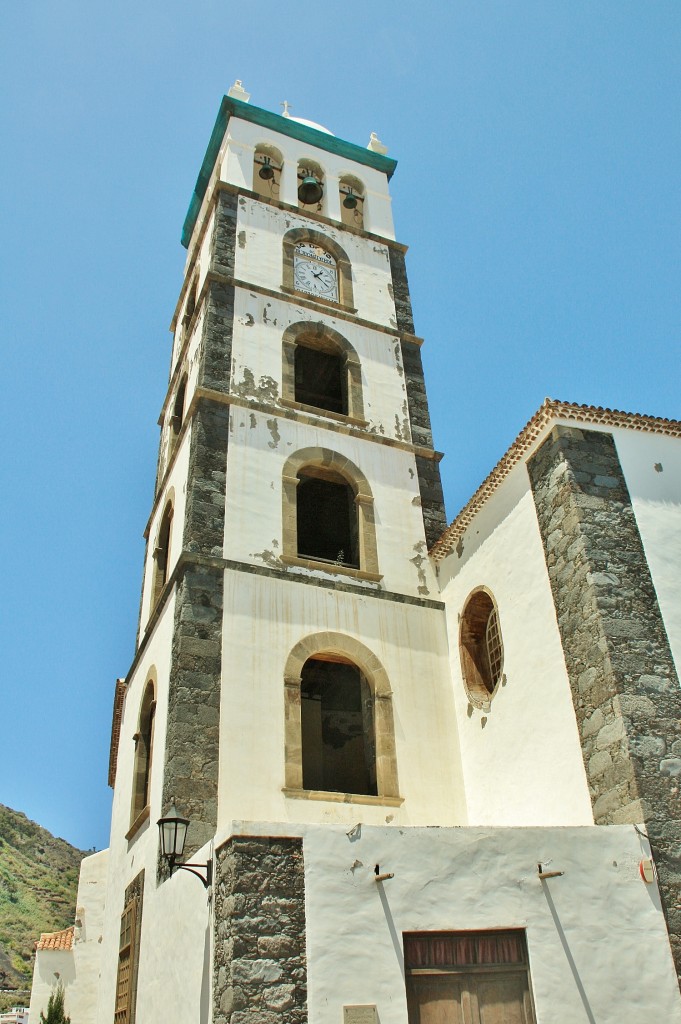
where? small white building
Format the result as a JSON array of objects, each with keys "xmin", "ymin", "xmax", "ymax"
[{"xmin": 31, "ymin": 86, "xmax": 681, "ymax": 1024}]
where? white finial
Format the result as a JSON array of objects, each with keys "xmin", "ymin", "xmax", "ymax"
[
  {"xmin": 281, "ymin": 100, "xmax": 292, "ymax": 118},
  {"xmin": 367, "ymin": 131, "xmax": 388, "ymax": 155},
  {"xmin": 228, "ymin": 79, "xmax": 251, "ymax": 102}
]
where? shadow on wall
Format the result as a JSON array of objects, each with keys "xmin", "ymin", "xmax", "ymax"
[
  {"xmin": 541, "ymin": 881, "xmax": 596, "ymax": 1024},
  {"xmin": 200, "ymin": 921, "xmax": 210, "ymax": 1024}
]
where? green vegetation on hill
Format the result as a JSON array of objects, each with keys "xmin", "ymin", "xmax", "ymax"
[{"xmin": 0, "ymin": 805, "xmax": 85, "ymax": 1012}]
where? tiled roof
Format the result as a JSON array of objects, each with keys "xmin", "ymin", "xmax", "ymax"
[
  {"xmin": 431, "ymin": 398, "xmax": 681, "ymax": 561},
  {"xmin": 36, "ymin": 925, "xmax": 74, "ymax": 951}
]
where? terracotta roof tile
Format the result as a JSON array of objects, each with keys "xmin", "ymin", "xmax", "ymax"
[
  {"xmin": 431, "ymin": 398, "xmax": 681, "ymax": 561},
  {"xmin": 36, "ymin": 926, "xmax": 74, "ymax": 951}
]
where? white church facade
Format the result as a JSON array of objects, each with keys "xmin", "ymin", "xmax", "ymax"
[{"xmin": 31, "ymin": 85, "xmax": 681, "ymax": 1024}]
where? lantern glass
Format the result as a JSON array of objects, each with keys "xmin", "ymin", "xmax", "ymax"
[{"xmin": 158, "ymin": 807, "xmax": 189, "ymax": 860}]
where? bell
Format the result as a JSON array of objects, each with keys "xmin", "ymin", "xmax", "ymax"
[
  {"xmin": 259, "ymin": 158, "xmax": 275, "ymax": 181},
  {"xmin": 342, "ymin": 189, "xmax": 358, "ymax": 210},
  {"xmin": 298, "ymin": 175, "xmax": 323, "ymax": 205}
]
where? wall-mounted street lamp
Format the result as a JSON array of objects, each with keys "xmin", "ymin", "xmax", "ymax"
[{"xmin": 157, "ymin": 807, "xmax": 212, "ymax": 889}]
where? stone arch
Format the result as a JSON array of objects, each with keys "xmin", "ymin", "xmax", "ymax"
[
  {"xmin": 339, "ymin": 173, "xmax": 365, "ymax": 229},
  {"xmin": 282, "ymin": 227, "xmax": 355, "ymax": 310},
  {"xmin": 151, "ymin": 491, "xmax": 175, "ymax": 608},
  {"xmin": 252, "ymin": 143, "xmax": 283, "ymax": 199},
  {"xmin": 281, "ymin": 447, "xmax": 379, "ymax": 580},
  {"xmin": 129, "ymin": 672, "xmax": 157, "ymax": 834},
  {"xmin": 283, "ymin": 632, "xmax": 399, "ymax": 799},
  {"xmin": 281, "ymin": 321, "xmax": 365, "ymax": 422}
]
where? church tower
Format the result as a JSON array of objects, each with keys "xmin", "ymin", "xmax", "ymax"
[{"xmin": 102, "ymin": 83, "xmax": 465, "ymax": 1023}]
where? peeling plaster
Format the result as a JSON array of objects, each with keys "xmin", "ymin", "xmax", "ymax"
[
  {"xmin": 233, "ymin": 368, "xmax": 280, "ymax": 403},
  {"xmin": 393, "ymin": 340, "xmax": 404, "ymax": 376},
  {"xmin": 249, "ymin": 414, "xmax": 257, "ymax": 429},
  {"xmin": 412, "ymin": 496, "xmax": 422, "ymax": 506},
  {"xmin": 238, "ymin": 231, "xmax": 246, "ymax": 249},
  {"xmin": 239, "ymin": 314, "xmax": 255, "ymax": 327},
  {"xmin": 410, "ymin": 541, "xmax": 430, "ymax": 596},
  {"xmin": 267, "ymin": 418, "xmax": 281, "ymax": 449},
  {"xmin": 250, "ymin": 548, "xmax": 282, "ymax": 568}
]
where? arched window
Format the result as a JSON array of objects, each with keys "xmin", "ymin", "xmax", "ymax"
[
  {"xmin": 301, "ymin": 656, "xmax": 376, "ymax": 795},
  {"xmin": 129, "ymin": 679, "xmax": 156, "ymax": 831},
  {"xmin": 283, "ymin": 633, "xmax": 400, "ymax": 801},
  {"xmin": 282, "ymin": 229, "xmax": 355, "ymax": 310},
  {"xmin": 459, "ymin": 588, "xmax": 505, "ymax": 707},
  {"xmin": 281, "ymin": 322, "xmax": 365, "ymax": 423},
  {"xmin": 281, "ymin": 448, "xmax": 379, "ymax": 581},
  {"xmin": 253, "ymin": 144, "xmax": 282, "ymax": 199},
  {"xmin": 339, "ymin": 175, "xmax": 365, "ymax": 229},
  {"xmin": 152, "ymin": 502, "xmax": 173, "ymax": 607},
  {"xmin": 181, "ymin": 278, "xmax": 198, "ymax": 343},
  {"xmin": 297, "ymin": 159, "xmax": 325, "ymax": 212},
  {"xmin": 168, "ymin": 374, "xmax": 187, "ymax": 461},
  {"xmin": 297, "ymin": 470, "xmax": 358, "ymax": 568}
]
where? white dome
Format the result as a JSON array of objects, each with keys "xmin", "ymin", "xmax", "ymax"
[{"xmin": 289, "ymin": 116, "xmax": 334, "ymax": 136}]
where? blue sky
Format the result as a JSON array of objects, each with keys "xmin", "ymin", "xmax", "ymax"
[{"xmin": 1, "ymin": 1, "xmax": 679, "ymax": 851}]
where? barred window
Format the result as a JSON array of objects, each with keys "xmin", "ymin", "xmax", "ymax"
[{"xmin": 459, "ymin": 589, "xmax": 504, "ymax": 707}]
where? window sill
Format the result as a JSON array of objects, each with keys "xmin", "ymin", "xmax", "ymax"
[
  {"xmin": 280, "ymin": 286, "xmax": 357, "ymax": 315},
  {"xmin": 283, "ymin": 788, "xmax": 403, "ymax": 807},
  {"xmin": 125, "ymin": 805, "xmax": 150, "ymax": 841},
  {"xmin": 281, "ymin": 554, "xmax": 382, "ymax": 583},
  {"xmin": 280, "ymin": 397, "xmax": 368, "ymax": 429}
]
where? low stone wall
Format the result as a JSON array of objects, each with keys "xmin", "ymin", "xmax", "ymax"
[{"xmin": 213, "ymin": 835, "xmax": 307, "ymax": 1024}]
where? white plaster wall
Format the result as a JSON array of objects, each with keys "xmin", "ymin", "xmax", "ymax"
[
  {"xmin": 133, "ymin": 841, "xmax": 213, "ymax": 1024},
  {"xmin": 29, "ymin": 951, "xmax": 75, "ymax": 1024},
  {"xmin": 233, "ymin": 199, "xmax": 397, "ymax": 330},
  {"xmin": 612, "ymin": 428, "xmax": 681, "ymax": 676},
  {"xmin": 217, "ymin": 568, "xmax": 465, "ymax": 829},
  {"xmin": 438, "ymin": 471, "xmax": 594, "ymax": 827},
  {"xmin": 219, "ymin": 117, "xmax": 395, "ymax": 239},
  {"xmin": 221, "ymin": 820, "xmax": 680, "ymax": 1024},
  {"xmin": 30, "ymin": 846, "xmax": 108, "ymax": 1024},
  {"xmin": 95, "ymin": 598, "xmax": 175, "ymax": 1023},
  {"xmin": 224, "ymin": 409, "xmax": 435, "ymax": 599},
  {"xmin": 229, "ymin": 289, "xmax": 411, "ymax": 443}
]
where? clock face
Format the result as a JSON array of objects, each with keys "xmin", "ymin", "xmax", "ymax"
[{"xmin": 293, "ymin": 243, "xmax": 338, "ymax": 301}]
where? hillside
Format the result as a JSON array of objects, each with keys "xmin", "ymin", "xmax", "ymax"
[{"xmin": 0, "ymin": 804, "xmax": 85, "ymax": 1010}]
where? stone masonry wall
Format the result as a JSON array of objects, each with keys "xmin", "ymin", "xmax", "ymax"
[
  {"xmin": 213, "ymin": 836, "xmax": 307, "ymax": 1024},
  {"xmin": 160, "ymin": 193, "xmax": 237, "ymax": 861},
  {"xmin": 528, "ymin": 425, "xmax": 681, "ymax": 979},
  {"xmin": 388, "ymin": 247, "xmax": 446, "ymax": 548}
]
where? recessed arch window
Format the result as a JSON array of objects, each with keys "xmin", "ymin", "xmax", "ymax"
[
  {"xmin": 252, "ymin": 144, "xmax": 282, "ymax": 199},
  {"xmin": 281, "ymin": 322, "xmax": 365, "ymax": 423},
  {"xmin": 339, "ymin": 174, "xmax": 365, "ymax": 229},
  {"xmin": 168, "ymin": 374, "xmax": 187, "ymax": 461},
  {"xmin": 281, "ymin": 448, "xmax": 379, "ymax": 581},
  {"xmin": 282, "ymin": 229, "xmax": 355, "ymax": 310},
  {"xmin": 301, "ymin": 656, "xmax": 376, "ymax": 795},
  {"xmin": 297, "ymin": 469, "xmax": 359, "ymax": 568},
  {"xmin": 130, "ymin": 679, "xmax": 156, "ymax": 830},
  {"xmin": 181, "ymin": 277, "xmax": 198, "ymax": 344},
  {"xmin": 459, "ymin": 588, "xmax": 505, "ymax": 707},
  {"xmin": 152, "ymin": 501, "xmax": 173, "ymax": 608},
  {"xmin": 297, "ymin": 159, "xmax": 325, "ymax": 212},
  {"xmin": 283, "ymin": 633, "xmax": 400, "ymax": 801}
]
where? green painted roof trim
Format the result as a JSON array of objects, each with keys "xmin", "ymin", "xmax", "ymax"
[{"xmin": 181, "ymin": 95, "xmax": 398, "ymax": 248}]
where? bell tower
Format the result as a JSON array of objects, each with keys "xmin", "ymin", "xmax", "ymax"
[{"xmin": 108, "ymin": 84, "xmax": 462, "ymax": 904}]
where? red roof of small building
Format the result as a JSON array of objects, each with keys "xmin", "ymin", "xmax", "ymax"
[{"xmin": 36, "ymin": 926, "xmax": 74, "ymax": 951}]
